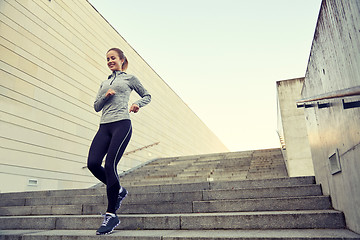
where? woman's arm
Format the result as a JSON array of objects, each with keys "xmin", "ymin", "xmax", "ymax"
[
  {"xmin": 94, "ymin": 84, "xmax": 115, "ymax": 112},
  {"xmin": 130, "ymin": 76, "xmax": 151, "ymax": 111}
]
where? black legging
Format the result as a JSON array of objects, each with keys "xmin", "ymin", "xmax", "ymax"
[{"xmin": 87, "ymin": 119, "xmax": 132, "ymax": 213}]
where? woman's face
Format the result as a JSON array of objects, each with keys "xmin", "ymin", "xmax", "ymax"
[{"xmin": 106, "ymin": 50, "xmax": 123, "ymax": 71}]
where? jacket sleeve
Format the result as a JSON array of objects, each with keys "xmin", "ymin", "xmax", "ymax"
[
  {"xmin": 93, "ymin": 83, "xmax": 109, "ymax": 112},
  {"xmin": 130, "ymin": 76, "xmax": 151, "ymax": 108}
]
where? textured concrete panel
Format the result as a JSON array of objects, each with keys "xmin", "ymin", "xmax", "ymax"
[{"xmin": 301, "ymin": 0, "xmax": 360, "ymax": 234}]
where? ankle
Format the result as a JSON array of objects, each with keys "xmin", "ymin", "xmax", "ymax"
[{"xmin": 106, "ymin": 212, "xmax": 116, "ymax": 217}]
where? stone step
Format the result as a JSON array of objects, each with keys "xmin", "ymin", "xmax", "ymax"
[
  {"xmin": 126, "ymin": 158, "xmax": 273, "ymax": 172},
  {"xmin": 0, "ymin": 210, "xmax": 346, "ymax": 230},
  {"xmin": 176, "ymin": 170, "xmax": 248, "ymax": 177},
  {"xmin": 126, "ymin": 184, "xmax": 323, "ymax": 204},
  {"xmin": 246, "ymin": 174, "xmax": 288, "ymax": 179},
  {"xmin": 0, "ymin": 195, "xmax": 106, "ymax": 207},
  {"xmin": 122, "ymin": 167, "xmax": 253, "ymax": 179},
  {"xmin": 122, "ymin": 179, "xmax": 213, "ymax": 186},
  {"xmin": 0, "ymin": 188, "xmax": 104, "ymax": 200},
  {"xmin": 203, "ymin": 184, "xmax": 322, "ymax": 200},
  {"xmin": 125, "ymin": 149, "xmax": 281, "ymax": 167},
  {"xmin": 136, "ymin": 159, "xmax": 253, "ymax": 170},
  {"xmin": 205, "ymin": 175, "xmax": 249, "ymax": 181},
  {"xmin": 0, "ymin": 204, "xmax": 83, "ymax": 216},
  {"xmin": 0, "ymin": 177, "xmax": 315, "ymax": 201},
  {"xmin": 0, "ymin": 192, "xmax": 328, "ymax": 216},
  {"xmin": 1, "ymin": 229, "xmax": 359, "ymax": 239},
  {"xmin": 0, "ymin": 184, "xmax": 322, "ymax": 208},
  {"xmin": 192, "ymin": 196, "xmax": 332, "ymax": 213},
  {"xmin": 86, "ymin": 196, "xmax": 332, "ymax": 215},
  {"xmin": 120, "ymin": 174, "xmax": 316, "ymax": 196},
  {"xmin": 122, "ymin": 176, "xmax": 314, "ymax": 189},
  {"xmin": 120, "ymin": 166, "xmax": 288, "ymax": 182}
]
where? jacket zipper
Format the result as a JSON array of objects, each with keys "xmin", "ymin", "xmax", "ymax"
[
  {"xmin": 110, "ymin": 74, "xmax": 116, "ymax": 85},
  {"xmin": 110, "ymin": 72, "xmax": 125, "ymax": 85}
]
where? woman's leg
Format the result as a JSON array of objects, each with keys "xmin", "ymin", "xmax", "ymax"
[
  {"xmin": 104, "ymin": 120, "xmax": 132, "ymax": 213},
  {"xmin": 87, "ymin": 125, "xmax": 111, "ymax": 184}
]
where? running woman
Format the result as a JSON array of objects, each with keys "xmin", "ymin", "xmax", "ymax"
[{"xmin": 87, "ymin": 48, "xmax": 151, "ymax": 235}]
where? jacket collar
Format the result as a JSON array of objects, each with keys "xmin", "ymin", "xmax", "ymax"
[{"xmin": 108, "ymin": 70, "xmax": 125, "ymax": 79}]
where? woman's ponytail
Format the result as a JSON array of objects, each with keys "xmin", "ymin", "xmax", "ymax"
[{"xmin": 122, "ymin": 57, "xmax": 128, "ymax": 71}]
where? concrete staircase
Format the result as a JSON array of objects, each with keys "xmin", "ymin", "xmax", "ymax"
[
  {"xmin": 0, "ymin": 148, "xmax": 359, "ymax": 239},
  {"xmin": 117, "ymin": 149, "xmax": 288, "ymax": 185}
]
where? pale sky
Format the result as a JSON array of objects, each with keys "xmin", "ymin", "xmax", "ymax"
[{"xmin": 88, "ymin": 0, "xmax": 322, "ymax": 152}]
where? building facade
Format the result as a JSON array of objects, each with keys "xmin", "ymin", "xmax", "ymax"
[
  {"xmin": 300, "ymin": 0, "xmax": 360, "ymax": 233},
  {"xmin": 0, "ymin": 0, "xmax": 228, "ymax": 193}
]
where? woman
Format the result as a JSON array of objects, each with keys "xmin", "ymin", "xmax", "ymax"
[{"xmin": 87, "ymin": 48, "xmax": 151, "ymax": 235}]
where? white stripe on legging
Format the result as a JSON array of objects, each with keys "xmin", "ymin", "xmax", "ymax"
[{"xmin": 113, "ymin": 124, "xmax": 132, "ymax": 184}]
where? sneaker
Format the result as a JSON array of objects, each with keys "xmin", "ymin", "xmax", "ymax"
[
  {"xmin": 96, "ymin": 213, "xmax": 120, "ymax": 235},
  {"xmin": 115, "ymin": 187, "xmax": 128, "ymax": 211}
]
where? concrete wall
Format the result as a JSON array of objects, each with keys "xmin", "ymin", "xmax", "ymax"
[
  {"xmin": 0, "ymin": 0, "xmax": 228, "ymax": 193},
  {"xmin": 301, "ymin": 0, "xmax": 360, "ymax": 233},
  {"xmin": 276, "ymin": 78, "xmax": 313, "ymax": 177}
]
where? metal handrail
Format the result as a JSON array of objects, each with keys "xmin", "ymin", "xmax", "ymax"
[
  {"xmin": 123, "ymin": 142, "xmax": 160, "ymax": 156},
  {"xmin": 296, "ymin": 86, "xmax": 360, "ymax": 105}
]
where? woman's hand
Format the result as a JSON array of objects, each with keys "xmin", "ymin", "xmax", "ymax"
[
  {"xmin": 105, "ymin": 89, "xmax": 116, "ymax": 97},
  {"xmin": 129, "ymin": 104, "xmax": 140, "ymax": 113}
]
